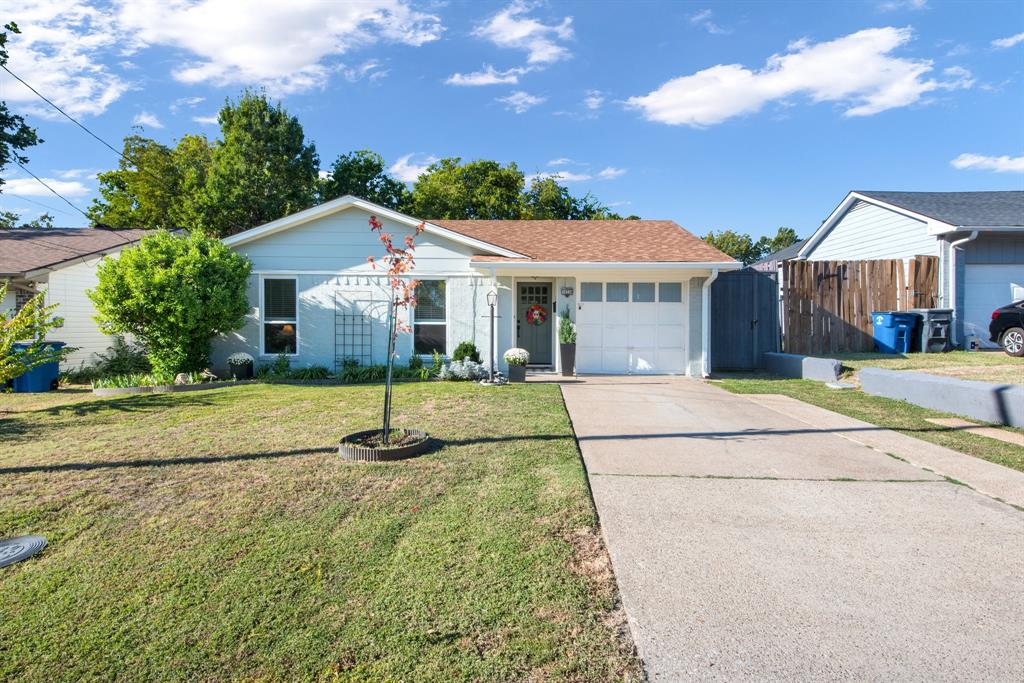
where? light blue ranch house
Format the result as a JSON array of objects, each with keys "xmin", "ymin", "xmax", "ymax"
[{"xmin": 213, "ymin": 196, "xmax": 738, "ymax": 376}]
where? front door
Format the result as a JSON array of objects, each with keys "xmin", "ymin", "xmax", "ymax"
[{"xmin": 517, "ymin": 283, "xmax": 553, "ymax": 365}]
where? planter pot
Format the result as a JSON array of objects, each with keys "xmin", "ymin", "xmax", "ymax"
[
  {"xmin": 339, "ymin": 428, "xmax": 432, "ymax": 462},
  {"xmin": 559, "ymin": 343, "xmax": 576, "ymax": 377},
  {"xmin": 507, "ymin": 365, "xmax": 527, "ymax": 382},
  {"xmin": 230, "ymin": 363, "xmax": 253, "ymax": 380}
]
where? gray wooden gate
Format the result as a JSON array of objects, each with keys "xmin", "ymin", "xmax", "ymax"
[{"xmin": 710, "ymin": 269, "xmax": 779, "ymax": 370}]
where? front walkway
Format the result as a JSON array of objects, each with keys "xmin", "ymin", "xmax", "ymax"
[{"xmin": 561, "ymin": 376, "xmax": 1024, "ymax": 681}]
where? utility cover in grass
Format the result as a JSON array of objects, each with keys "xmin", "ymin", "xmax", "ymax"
[{"xmin": 0, "ymin": 536, "xmax": 47, "ymax": 569}]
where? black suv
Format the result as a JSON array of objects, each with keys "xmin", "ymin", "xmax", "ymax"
[{"xmin": 989, "ymin": 300, "xmax": 1024, "ymax": 357}]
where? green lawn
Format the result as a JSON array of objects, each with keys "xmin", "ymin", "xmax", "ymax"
[
  {"xmin": 716, "ymin": 375, "xmax": 1024, "ymax": 473},
  {"xmin": 0, "ymin": 383, "xmax": 641, "ymax": 682},
  {"xmin": 819, "ymin": 351, "xmax": 1023, "ymax": 384}
]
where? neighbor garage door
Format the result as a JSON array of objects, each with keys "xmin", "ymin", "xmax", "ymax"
[
  {"xmin": 964, "ymin": 264, "xmax": 1024, "ymax": 346},
  {"xmin": 576, "ymin": 281, "xmax": 687, "ymax": 374}
]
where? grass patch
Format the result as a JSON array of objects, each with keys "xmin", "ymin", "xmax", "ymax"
[
  {"xmin": 717, "ymin": 375, "xmax": 1024, "ymax": 473},
  {"xmin": 0, "ymin": 383, "xmax": 640, "ymax": 681},
  {"xmin": 819, "ymin": 351, "xmax": 1023, "ymax": 384}
]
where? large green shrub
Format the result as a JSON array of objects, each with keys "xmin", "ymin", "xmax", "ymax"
[
  {"xmin": 0, "ymin": 283, "xmax": 71, "ymax": 384},
  {"xmin": 89, "ymin": 230, "xmax": 252, "ymax": 374},
  {"xmin": 451, "ymin": 340, "xmax": 481, "ymax": 363}
]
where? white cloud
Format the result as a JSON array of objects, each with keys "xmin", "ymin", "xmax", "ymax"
[
  {"xmin": 318, "ymin": 169, "xmax": 332, "ymax": 180},
  {"xmin": 877, "ymin": 0, "xmax": 928, "ymax": 11},
  {"xmin": 473, "ymin": 1, "xmax": 574, "ymax": 65},
  {"xmin": 389, "ymin": 153, "xmax": 438, "ymax": 182},
  {"xmin": 596, "ymin": 166, "xmax": 626, "ymax": 180},
  {"xmin": 3, "ymin": 176, "xmax": 90, "ymax": 197},
  {"xmin": 170, "ymin": 95, "xmax": 205, "ymax": 113},
  {"xmin": 192, "ymin": 114, "xmax": 219, "ymax": 125},
  {"xmin": 132, "ymin": 111, "xmax": 164, "ymax": 128},
  {"xmin": 626, "ymin": 27, "xmax": 973, "ymax": 127},
  {"xmin": 497, "ymin": 90, "xmax": 545, "ymax": 113},
  {"xmin": 54, "ymin": 168, "xmax": 92, "ymax": 179},
  {"xmin": 340, "ymin": 59, "xmax": 389, "ymax": 83},
  {"xmin": 445, "ymin": 64, "xmax": 530, "ymax": 86},
  {"xmin": 1, "ymin": 0, "xmax": 130, "ymax": 118},
  {"xmin": 689, "ymin": 9, "xmax": 728, "ymax": 35},
  {"xmin": 547, "ymin": 158, "xmax": 577, "ymax": 166},
  {"xmin": 583, "ymin": 89, "xmax": 605, "ymax": 109},
  {"xmin": 950, "ymin": 153, "xmax": 1024, "ymax": 173},
  {"xmin": 117, "ymin": 0, "xmax": 442, "ymax": 94},
  {"xmin": 992, "ymin": 32, "xmax": 1024, "ymax": 49}
]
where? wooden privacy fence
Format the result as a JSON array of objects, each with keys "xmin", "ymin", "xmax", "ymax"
[{"xmin": 782, "ymin": 256, "xmax": 939, "ymax": 355}]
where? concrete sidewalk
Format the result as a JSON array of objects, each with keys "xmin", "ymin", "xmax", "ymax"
[{"xmin": 562, "ymin": 376, "xmax": 1024, "ymax": 681}]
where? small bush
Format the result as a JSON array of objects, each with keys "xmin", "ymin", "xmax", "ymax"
[
  {"xmin": 91, "ymin": 370, "xmax": 211, "ymax": 389},
  {"xmin": 338, "ymin": 364, "xmax": 429, "ymax": 384},
  {"xmin": 451, "ymin": 341, "xmax": 481, "ymax": 363},
  {"xmin": 439, "ymin": 359, "xmax": 486, "ymax": 381},
  {"xmin": 408, "ymin": 354, "xmax": 423, "ymax": 370},
  {"xmin": 430, "ymin": 351, "xmax": 444, "ymax": 377},
  {"xmin": 289, "ymin": 365, "xmax": 331, "ymax": 380},
  {"xmin": 61, "ymin": 335, "xmax": 150, "ymax": 385}
]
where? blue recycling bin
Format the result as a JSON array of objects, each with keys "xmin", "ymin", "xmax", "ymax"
[
  {"xmin": 11, "ymin": 341, "xmax": 65, "ymax": 392},
  {"xmin": 870, "ymin": 312, "xmax": 917, "ymax": 354}
]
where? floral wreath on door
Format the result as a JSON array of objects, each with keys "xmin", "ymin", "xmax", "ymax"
[{"xmin": 526, "ymin": 304, "xmax": 547, "ymax": 326}]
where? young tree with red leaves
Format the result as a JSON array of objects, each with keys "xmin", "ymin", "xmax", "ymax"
[{"xmin": 367, "ymin": 214, "xmax": 424, "ymax": 443}]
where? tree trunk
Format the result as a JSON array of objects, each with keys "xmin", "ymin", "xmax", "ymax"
[{"xmin": 382, "ymin": 298, "xmax": 397, "ymax": 444}]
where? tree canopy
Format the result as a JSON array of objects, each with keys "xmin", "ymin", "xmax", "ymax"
[
  {"xmin": 408, "ymin": 158, "xmax": 525, "ymax": 219},
  {"xmin": 704, "ymin": 226, "xmax": 800, "ymax": 265},
  {"xmin": 320, "ymin": 149, "xmax": 408, "ymax": 209},
  {"xmin": 0, "ymin": 22, "xmax": 40, "ymax": 195}
]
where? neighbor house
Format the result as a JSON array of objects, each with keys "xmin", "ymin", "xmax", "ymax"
[
  {"xmin": 797, "ymin": 191, "xmax": 1024, "ymax": 347},
  {"xmin": 0, "ymin": 228, "xmax": 149, "ymax": 368},
  {"xmin": 211, "ymin": 196, "xmax": 738, "ymax": 376}
]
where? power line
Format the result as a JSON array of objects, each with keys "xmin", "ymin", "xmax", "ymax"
[
  {"xmin": 1, "ymin": 192, "xmax": 79, "ymax": 216},
  {"xmin": 1, "ymin": 64, "xmax": 179, "ymax": 191},
  {"xmin": 12, "ymin": 160, "xmax": 90, "ymax": 221}
]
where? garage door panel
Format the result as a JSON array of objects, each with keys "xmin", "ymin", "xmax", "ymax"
[
  {"xmin": 578, "ymin": 323, "xmax": 603, "ymax": 349},
  {"xmin": 631, "ymin": 352, "xmax": 658, "ymax": 374},
  {"xmin": 604, "ymin": 324, "xmax": 629, "ymax": 347},
  {"xmin": 657, "ymin": 303, "xmax": 685, "ymax": 324},
  {"xmin": 964, "ymin": 265, "xmax": 1024, "ymax": 347},
  {"xmin": 577, "ymin": 348, "xmax": 602, "ymax": 373},
  {"xmin": 603, "ymin": 349, "xmax": 629, "ymax": 372},
  {"xmin": 657, "ymin": 324, "xmax": 685, "ymax": 348},
  {"xmin": 656, "ymin": 349, "xmax": 685, "ymax": 374},
  {"xmin": 629, "ymin": 305, "xmax": 658, "ymax": 325}
]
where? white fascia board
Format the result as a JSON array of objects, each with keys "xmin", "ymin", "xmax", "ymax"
[
  {"xmin": 932, "ymin": 225, "xmax": 1024, "ymax": 236},
  {"xmin": 221, "ymin": 195, "xmax": 525, "ymax": 258},
  {"xmin": 472, "ymin": 261, "xmax": 739, "ymax": 272}
]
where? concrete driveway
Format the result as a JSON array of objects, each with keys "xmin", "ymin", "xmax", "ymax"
[{"xmin": 561, "ymin": 376, "xmax": 1024, "ymax": 681}]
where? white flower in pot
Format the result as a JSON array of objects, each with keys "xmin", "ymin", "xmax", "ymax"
[
  {"xmin": 503, "ymin": 348, "xmax": 529, "ymax": 382},
  {"xmin": 227, "ymin": 352, "xmax": 254, "ymax": 379}
]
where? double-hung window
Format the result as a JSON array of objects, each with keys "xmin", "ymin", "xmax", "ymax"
[
  {"xmin": 262, "ymin": 277, "xmax": 298, "ymax": 355},
  {"xmin": 414, "ymin": 280, "xmax": 446, "ymax": 355}
]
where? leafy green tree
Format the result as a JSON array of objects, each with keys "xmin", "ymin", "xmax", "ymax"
[
  {"xmin": 409, "ymin": 158, "xmax": 525, "ymax": 219},
  {"xmin": 0, "ymin": 210, "xmax": 54, "ymax": 228},
  {"xmin": 703, "ymin": 229, "xmax": 763, "ymax": 265},
  {"xmin": 87, "ymin": 135, "xmax": 181, "ymax": 229},
  {"xmin": 1, "ymin": 283, "xmax": 70, "ymax": 383},
  {"xmin": 756, "ymin": 226, "xmax": 800, "ymax": 256},
  {"xmin": 321, "ymin": 150, "xmax": 408, "ymax": 209},
  {"xmin": 521, "ymin": 177, "xmax": 626, "ymax": 220},
  {"xmin": 88, "ymin": 230, "xmax": 252, "ymax": 374},
  {"xmin": 0, "ymin": 22, "xmax": 41, "ymax": 192},
  {"xmin": 200, "ymin": 91, "xmax": 318, "ymax": 235},
  {"xmin": 169, "ymin": 134, "xmax": 214, "ymax": 229}
]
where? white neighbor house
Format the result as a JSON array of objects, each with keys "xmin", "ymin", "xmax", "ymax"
[
  {"xmin": 211, "ymin": 196, "xmax": 738, "ymax": 376},
  {"xmin": 797, "ymin": 191, "xmax": 1024, "ymax": 347}
]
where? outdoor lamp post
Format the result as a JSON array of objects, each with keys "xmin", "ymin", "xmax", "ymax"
[{"xmin": 486, "ymin": 289, "xmax": 497, "ymax": 381}]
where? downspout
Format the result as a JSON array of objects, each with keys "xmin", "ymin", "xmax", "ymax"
[
  {"xmin": 701, "ymin": 268, "xmax": 719, "ymax": 378},
  {"xmin": 947, "ymin": 230, "xmax": 978, "ymax": 346}
]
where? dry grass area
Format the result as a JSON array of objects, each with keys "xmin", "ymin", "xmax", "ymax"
[
  {"xmin": 0, "ymin": 383, "xmax": 641, "ymax": 682},
  {"xmin": 822, "ymin": 350, "xmax": 1023, "ymax": 385}
]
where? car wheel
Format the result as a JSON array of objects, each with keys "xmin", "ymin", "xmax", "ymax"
[{"xmin": 1002, "ymin": 327, "xmax": 1024, "ymax": 357}]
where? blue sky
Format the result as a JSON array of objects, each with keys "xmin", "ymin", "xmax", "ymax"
[{"xmin": 1, "ymin": 0, "xmax": 1022, "ymax": 238}]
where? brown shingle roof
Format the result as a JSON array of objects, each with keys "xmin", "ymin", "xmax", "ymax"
[
  {"xmin": 0, "ymin": 228, "xmax": 150, "ymax": 276},
  {"xmin": 430, "ymin": 219, "xmax": 734, "ymax": 263}
]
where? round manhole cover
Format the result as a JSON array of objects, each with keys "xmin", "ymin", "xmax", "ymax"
[{"xmin": 0, "ymin": 536, "xmax": 47, "ymax": 569}]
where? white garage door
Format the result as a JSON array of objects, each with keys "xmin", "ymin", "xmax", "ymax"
[
  {"xmin": 964, "ymin": 265, "xmax": 1024, "ymax": 347},
  {"xmin": 576, "ymin": 281, "xmax": 687, "ymax": 374}
]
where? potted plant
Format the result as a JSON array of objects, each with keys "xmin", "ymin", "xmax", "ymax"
[
  {"xmin": 227, "ymin": 352, "xmax": 254, "ymax": 379},
  {"xmin": 558, "ymin": 314, "xmax": 576, "ymax": 377},
  {"xmin": 504, "ymin": 348, "xmax": 529, "ymax": 382}
]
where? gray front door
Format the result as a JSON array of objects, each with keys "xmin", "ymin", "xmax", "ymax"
[{"xmin": 517, "ymin": 283, "xmax": 553, "ymax": 365}]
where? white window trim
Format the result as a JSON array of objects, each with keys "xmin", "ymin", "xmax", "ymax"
[
  {"xmin": 259, "ymin": 274, "xmax": 299, "ymax": 358},
  {"xmin": 412, "ymin": 278, "xmax": 449, "ymax": 357}
]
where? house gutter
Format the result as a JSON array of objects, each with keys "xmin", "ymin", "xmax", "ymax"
[
  {"xmin": 701, "ymin": 268, "xmax": 719, "ymax": 378},
  {"xmin": 947, "ymin": 230, "xmax": 978, "ymax": 346}
]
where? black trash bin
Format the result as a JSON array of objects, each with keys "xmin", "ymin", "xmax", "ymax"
[{"xmin": 909, "ymin": 308, "xmax": 953, "ymax": 353}]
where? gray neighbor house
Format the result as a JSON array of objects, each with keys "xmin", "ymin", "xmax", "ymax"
[{"xmin": 755, "ymin": 190, "xmax": 1024, "ymax": 348}]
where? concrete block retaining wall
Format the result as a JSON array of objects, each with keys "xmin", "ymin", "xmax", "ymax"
[
  {"xmin": 763, "ymin": 352, "xmax": 842, "ymax": 383},
  {"xmin": 859, "ymin": 368, "xmax": 1024, "ymax": 428}
]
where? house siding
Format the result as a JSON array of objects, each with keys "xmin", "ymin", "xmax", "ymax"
[
  {"xmin": 687, "ymin": 277, "xmax": 705, "ymax": 376},
  {"xmin": 805, "ymin": 200, "xmax": 938, "ymax": 261},
  {"xmin": 43, "ymin": 258, "xmax": 118, "ymax": 369}
]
